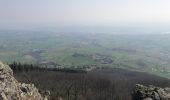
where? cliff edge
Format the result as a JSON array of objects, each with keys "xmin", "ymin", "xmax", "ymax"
[{"xmin": 0, "ymin": 61, "xmax": 49, "ymax": 100}]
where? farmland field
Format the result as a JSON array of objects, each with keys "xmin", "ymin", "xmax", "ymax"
[{"xmin": 1, "ymin": 30, "xmax": 170, "ymax": 78}]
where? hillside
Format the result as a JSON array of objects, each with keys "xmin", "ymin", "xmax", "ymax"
[
  {"xmin": 1, "ymin": 61, "xmax": 170, "ymax": 100},
  {"xmin": 12, "ymin": 63, "xmax": 170, "ymax": 100}
]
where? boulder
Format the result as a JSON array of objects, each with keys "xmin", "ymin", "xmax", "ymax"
[
  {"xmin": 133, "ymin": 84, "xmax": 170, "ymax": 100},
  {"xmin": 0, "ymin": 61, "xmax": 49, "ymax": 100}
]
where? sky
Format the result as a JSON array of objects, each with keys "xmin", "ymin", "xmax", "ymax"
[{"xmin": 0, "ymin": 0, "xmax": 170, "ymax": 32}]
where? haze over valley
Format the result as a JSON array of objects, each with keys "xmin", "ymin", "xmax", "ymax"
[{"xmin": 1, "ymin": 0, "xmax": 170, "ymax": 100}]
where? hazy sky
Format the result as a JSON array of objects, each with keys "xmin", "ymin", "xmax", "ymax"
[{"xmin": 0, "ymin": 0, "xmax": 170, "ymax": 28}]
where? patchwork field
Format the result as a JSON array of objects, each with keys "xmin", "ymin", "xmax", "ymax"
[{"xmin": 1, "ymin": 30, "xmax": 170, "ymax": 78}]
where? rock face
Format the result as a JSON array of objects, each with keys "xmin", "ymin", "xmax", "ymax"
[
  {"xmin": 133, "ymin": 84, "xmax": 170, "ymax": 100},
  {"xmin": 0, "ymin": 61, "xmax": 49, "ymax": 100}
]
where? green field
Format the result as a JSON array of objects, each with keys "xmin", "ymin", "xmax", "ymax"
[{"xmin": 0, "ymin": 30, "xmax": 170, "ymax": 78}]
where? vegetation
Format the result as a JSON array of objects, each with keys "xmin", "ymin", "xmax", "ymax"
[
  {"xmin": 11, "ymin": 63, "xmax": 170, "ymax": 100},
  {"xmin": 9, "ymin": 61, "xmax": 86, "ymax": 73}
]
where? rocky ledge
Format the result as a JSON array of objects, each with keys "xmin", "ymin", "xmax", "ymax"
[
  {"xmin": 0, "ymin": 61, "xmax": 49, "ymax": 100},
  {"xmin": 133, "ymin": 84, "xmax": 170, "ymax": 100}
]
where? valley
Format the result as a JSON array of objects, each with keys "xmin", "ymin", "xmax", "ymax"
[{"xmin": 1, "ymin": 30, "xmax": 170, "ymax": 78}]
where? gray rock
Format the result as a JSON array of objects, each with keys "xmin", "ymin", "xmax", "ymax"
[
  {"xmin": 152, "ymin": 91, "xmax": 160, "ymax": 100},
  {"xmin": 133, "ymin": 84, "xmax": 170, "ymax": 100},
  {"xmin": 143, "ymin": 97, "xmax": 153, "ymax": 100},
  {"xmin": 164, "ymin": 88, "xmax": 170, "ymax": 92},
  {"xmin": 0, "ymin": 61, "xmax": 50, "ymax": 100}
]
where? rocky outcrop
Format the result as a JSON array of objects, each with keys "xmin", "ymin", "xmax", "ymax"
[
  {"xmin": 133, "ymin": 84, "xmax": 170, "ymax": 100},
  {"xmin": 0, "ymin": 61, "xmax": 49, "ymax": 100}
]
